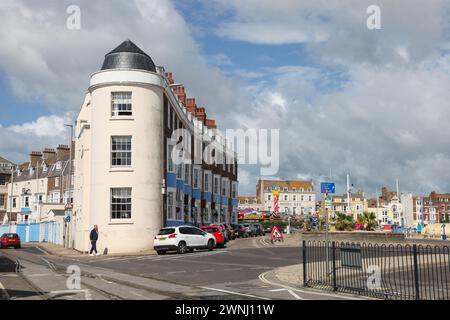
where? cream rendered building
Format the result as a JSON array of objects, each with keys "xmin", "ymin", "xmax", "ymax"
[
  {"xmin": 256, "ymin": 180, "xmax": 316, "ymax": 215},
  {"xmin": 73, "ymin": 41, "xmax": 239, "ymax": 254},
  {"xmin": 73, "ymin": 41, "xmax": 164, "ymax": 254}
]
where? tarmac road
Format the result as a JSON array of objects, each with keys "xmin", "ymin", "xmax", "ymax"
[{"xmin": 0, "ymin": 237, "xmax": 359, "ymax": 300}]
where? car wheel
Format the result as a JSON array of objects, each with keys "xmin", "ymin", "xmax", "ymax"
[
  {"xmin": 177, "ymin": 241, "xmax": 187, "ymax": 254},
  {"xmin": 207, "ymin": 240, "xmax": 214, "ymax": 251}
]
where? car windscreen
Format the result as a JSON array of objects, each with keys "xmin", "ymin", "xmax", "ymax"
[
  {"xmin": 2, "ymin": 234, "xmax": 17, "ymax": 239},
  {"xmin": 158, "ymin": 228, "xmax": 175, "ymax": 235},
  {"xmin": 202, "ymin": 227, "xmax": 218, "ymax": 233}
]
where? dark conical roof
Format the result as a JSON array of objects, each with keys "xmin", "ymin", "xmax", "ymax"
[{"xmin": 101, "ymin": 40, "xmax": 156, "ymax": 72}]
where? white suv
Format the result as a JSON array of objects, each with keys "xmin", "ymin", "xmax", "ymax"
[{"xmin": 153, "ymin": 226, "xmax": 216, "ymax": 255}]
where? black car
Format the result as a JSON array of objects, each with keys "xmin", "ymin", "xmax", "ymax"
[{"xmin": 251, "ymin": 223, "xmax": 264, "ymax": 236}]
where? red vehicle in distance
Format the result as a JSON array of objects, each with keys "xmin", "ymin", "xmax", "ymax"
[
  {"xmin": 0, "ymin": 233, "xmax": 21, "ymax": 249},
  {"xmin": 200, "ymin": 225, "xmax": 225, "ymax": 248}
]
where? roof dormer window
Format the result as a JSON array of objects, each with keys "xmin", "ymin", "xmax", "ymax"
[{"xmin": 56, "ymin": 161, "xmax": 62, "ymax": 170}]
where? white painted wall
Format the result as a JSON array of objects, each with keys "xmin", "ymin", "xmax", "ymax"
[{"xmin": 74, "ymin": 70, "xmax": 163, "ymax": 254}]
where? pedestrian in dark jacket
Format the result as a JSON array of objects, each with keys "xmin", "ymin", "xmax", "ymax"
[{"xmin": 89, "ymin": 225, "xmax": 99, "ymax": 256}]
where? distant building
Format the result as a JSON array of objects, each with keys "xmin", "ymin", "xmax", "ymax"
[
  {"xmin": 412, "ymin": 196, "xmax": 424, "ymax": 226},
  {"xmin": 0, "ymin": 156, "xmax": 14, "ymax": 222},
  {"xmin": 239, "ymin": 179, "xmax": 316, "ymax": 215},
  {"xmin": 400, "ymin": 193, "xmax": 414, "ymax": 228},
  {"xmin": 237, "ymin": 196, "xmax": 264, "ymax": 211},
  {"xmin": 8, "ymin": 145, "xmax": 73, "ymax": 224},
  {"xmin": 367, "ymin": 197, "xmax": 391, "ymax": 226},
  {"xmin": 429, "ymin": 191, "xmax": 450, "ymax": 223},
  {"xmin": 324, "ymin": 191, "xmax": 367, "ymax": 221}
]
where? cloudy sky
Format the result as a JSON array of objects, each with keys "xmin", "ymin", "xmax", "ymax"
[{"xmin": 0, "ymin": 0, "xmax": 450, "ymax": 197}]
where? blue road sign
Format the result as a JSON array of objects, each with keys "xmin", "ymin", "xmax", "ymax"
[{"xmin": 321, "ymin": 182, "xmax": 335, "ymax": 194}]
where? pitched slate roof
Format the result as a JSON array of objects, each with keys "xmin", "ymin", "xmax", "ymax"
[{"xmin": 0, "ymin": 156, "xmax": 14, "ymax": 175}]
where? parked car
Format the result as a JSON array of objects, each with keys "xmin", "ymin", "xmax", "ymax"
[
  {"xmin": 223, "ymin": 223, "xmax": 236, "ymax": 240},
  {"xmin": 242, "ymin": 223, "xmax": 256, "ymax": 237},
  {"xmin": 200, "ymin": 225, "xmax": 225, "ymax": 248},
  {"xmin": 232, "ymin": 224, "xmax": 247, "ymax": 238},
  {"xmin": 0, "ymin": 233, "xmax": 21, "ymax": 249},
  {"xmin": 153, "ymin": 226, "xmax": 216, "ymax": 255},
  {"xmin": 251, "ymin": 223, "xmax": 265, "ymax": 236},
  {"xmin": 218, "ymin": 224, "xmax": 229, "ymax": 242}
]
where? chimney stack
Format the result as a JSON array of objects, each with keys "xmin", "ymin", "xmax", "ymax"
[
  {"xmin": 29, "ymin": 151, "xmax": 42, "ymax": 167},
  {"xmin": 172, "ymin": 85, "xmax": 186, "ymax": 106},
  {"xmin": 56, "ymin": 144, "xmax": 70, "ymax": 159},
  {"xmin": 205, "ymin": 119, "xmax": 217, "ymax": 129},
  {"xmin": 195, "ymin": 107, "xmax": 206, "ymax": 123},
  {"xmin": 42, "ymin": 148, "xmax": 57, "ymax": 164},
  {"xmin": 165, "ymin": 72, "xmax": 174, "ymax": 84},
  {"xmin": 186, "ymin": 98, "xmax": 197, "ymax": 114}
]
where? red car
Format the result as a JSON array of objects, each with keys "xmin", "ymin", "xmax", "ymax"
[
  {"xmin": 200, "ymin": 225, "xmax": 225, "ymax": 248},
  {"xmin": 0, "ymin": 233, "xmax": 21, "ymax": 249}
]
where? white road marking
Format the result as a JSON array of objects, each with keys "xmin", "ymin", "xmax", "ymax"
[
  {"xmin": 200, "ymin": 286, "xmax": 270, "ymax": 300},
  {"xmin": 258, "ymin": 271, "xmax": 365, "ymax": 300},
  {"xmin": 167, "ymin": 271, "xmax": 186, "ymax": 274},
  {"xmin": 269, "ymin": 288, "xmax": 287, "ymax": 292},
  {"xmin": 287, "ymin": 289, "xmax": 302, "ymax": 300},
  {"xmin": 48, "ymin": 289, "xmax": 92, "ymax": 300},
  {"xmin": 224, "ymin": 268, "xmax": 243, "ymax": 271},
  {"xmin": 201, "ymin": 269, "xmax": 215, "ymax": 272},
  {"xmin": 28, "ymin": 273, "xmax": 62, "ymax": 277},
  {"xmin": 0, "ymin": 274, "xmax": 19, "ymax": 278},
  {"xmin": 131, "ymin": 291, "xmax": 145, "ymax": 298},
  {"xmin": 0, "ymin": 281, "xmax": 10, "ymax": 300}
]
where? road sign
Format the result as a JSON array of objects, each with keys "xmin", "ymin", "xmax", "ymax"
[
  {"xmin": 324, "ymin": 196, "xmax": 332, "ymax": 208},
  {"xmin": 321, "ymin": 182, "xmax": 335, "ymax": 194},
  {"xmin": 270, "ymin": 226, "xmax": 283, "ymax": 240}
]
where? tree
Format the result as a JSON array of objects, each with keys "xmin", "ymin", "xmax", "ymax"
[
  {"xmin": 356, "ymin": 212, "xmax": 378, "ymax": 231},
  {"xmin": 335, "ymin": 212, "xmax": 355, "ymax": 231},
  {"xmin": 363, "ymin": 212, "xmax": 378, "ymax": 230}
]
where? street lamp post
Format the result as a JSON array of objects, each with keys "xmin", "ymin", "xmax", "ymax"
[{"xmin": 64, "ymin": 123, "xmax": 74, "ymax": 248}]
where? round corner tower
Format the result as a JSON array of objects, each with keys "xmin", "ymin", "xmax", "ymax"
[{"xmin": 74, "ymin": 40, "xmax": 164, "ymax": 254}]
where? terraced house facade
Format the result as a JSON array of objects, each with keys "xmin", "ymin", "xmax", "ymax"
[{"xmin": 8, "ymin": 145, "xmax": 73, "ymax": 224}]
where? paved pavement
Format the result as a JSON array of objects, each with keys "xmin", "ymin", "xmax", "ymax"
[{"xmin": 0, "ymin": 236, "xmax": 367, "ymax": 300}]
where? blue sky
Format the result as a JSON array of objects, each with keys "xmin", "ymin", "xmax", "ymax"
[{"xmin": 1, "ymin": 0, "xmax": 450, "ymax": 197}]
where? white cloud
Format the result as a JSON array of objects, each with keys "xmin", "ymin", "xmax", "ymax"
[
  {"xmin": 232, "ymin": 52, "xmax": 450, "ymax": 195},
  {"xmin": 9, "ymin": 114, "xmax": 72, "ymax": 137},
  {"xmin": 0, "ymin": 0, "xmax": 239, "ymax": 118},
  {"xmin": 211, "ymin": 0, "xmax": 450, "ymax": 66},
  {"xmin": 0, "ymin": 115, "xmax": 72, "ymax": 164}
]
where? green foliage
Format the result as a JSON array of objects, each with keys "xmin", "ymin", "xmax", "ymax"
[
  {"xmin": 356, "ymin": 212, "xmax": 378, "ymax": 231},
  {"xmin": 335, "ymin": 212, "xmax": 355, "ymax": 231}
]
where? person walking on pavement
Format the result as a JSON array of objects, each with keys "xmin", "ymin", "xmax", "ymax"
[{"xmin": 89, "ymin": 225, "xmax": 100, "ymax": 256}]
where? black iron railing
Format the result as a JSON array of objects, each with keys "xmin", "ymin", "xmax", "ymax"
[{"xmin": 302, "ymin": 240, "xmax": 450, "ymax": 300}]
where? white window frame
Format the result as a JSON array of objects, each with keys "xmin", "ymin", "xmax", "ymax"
[
  {"xmin": 111, "ymin": 188, "xmax": 132, "ymax": 220},
  {"xmin": 111, "ymin": 136, "xmax": 132, "ymax": 167},
  {"xmin": 111, "ymin": 92, "xmax": 132, "ymax": 116}
]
